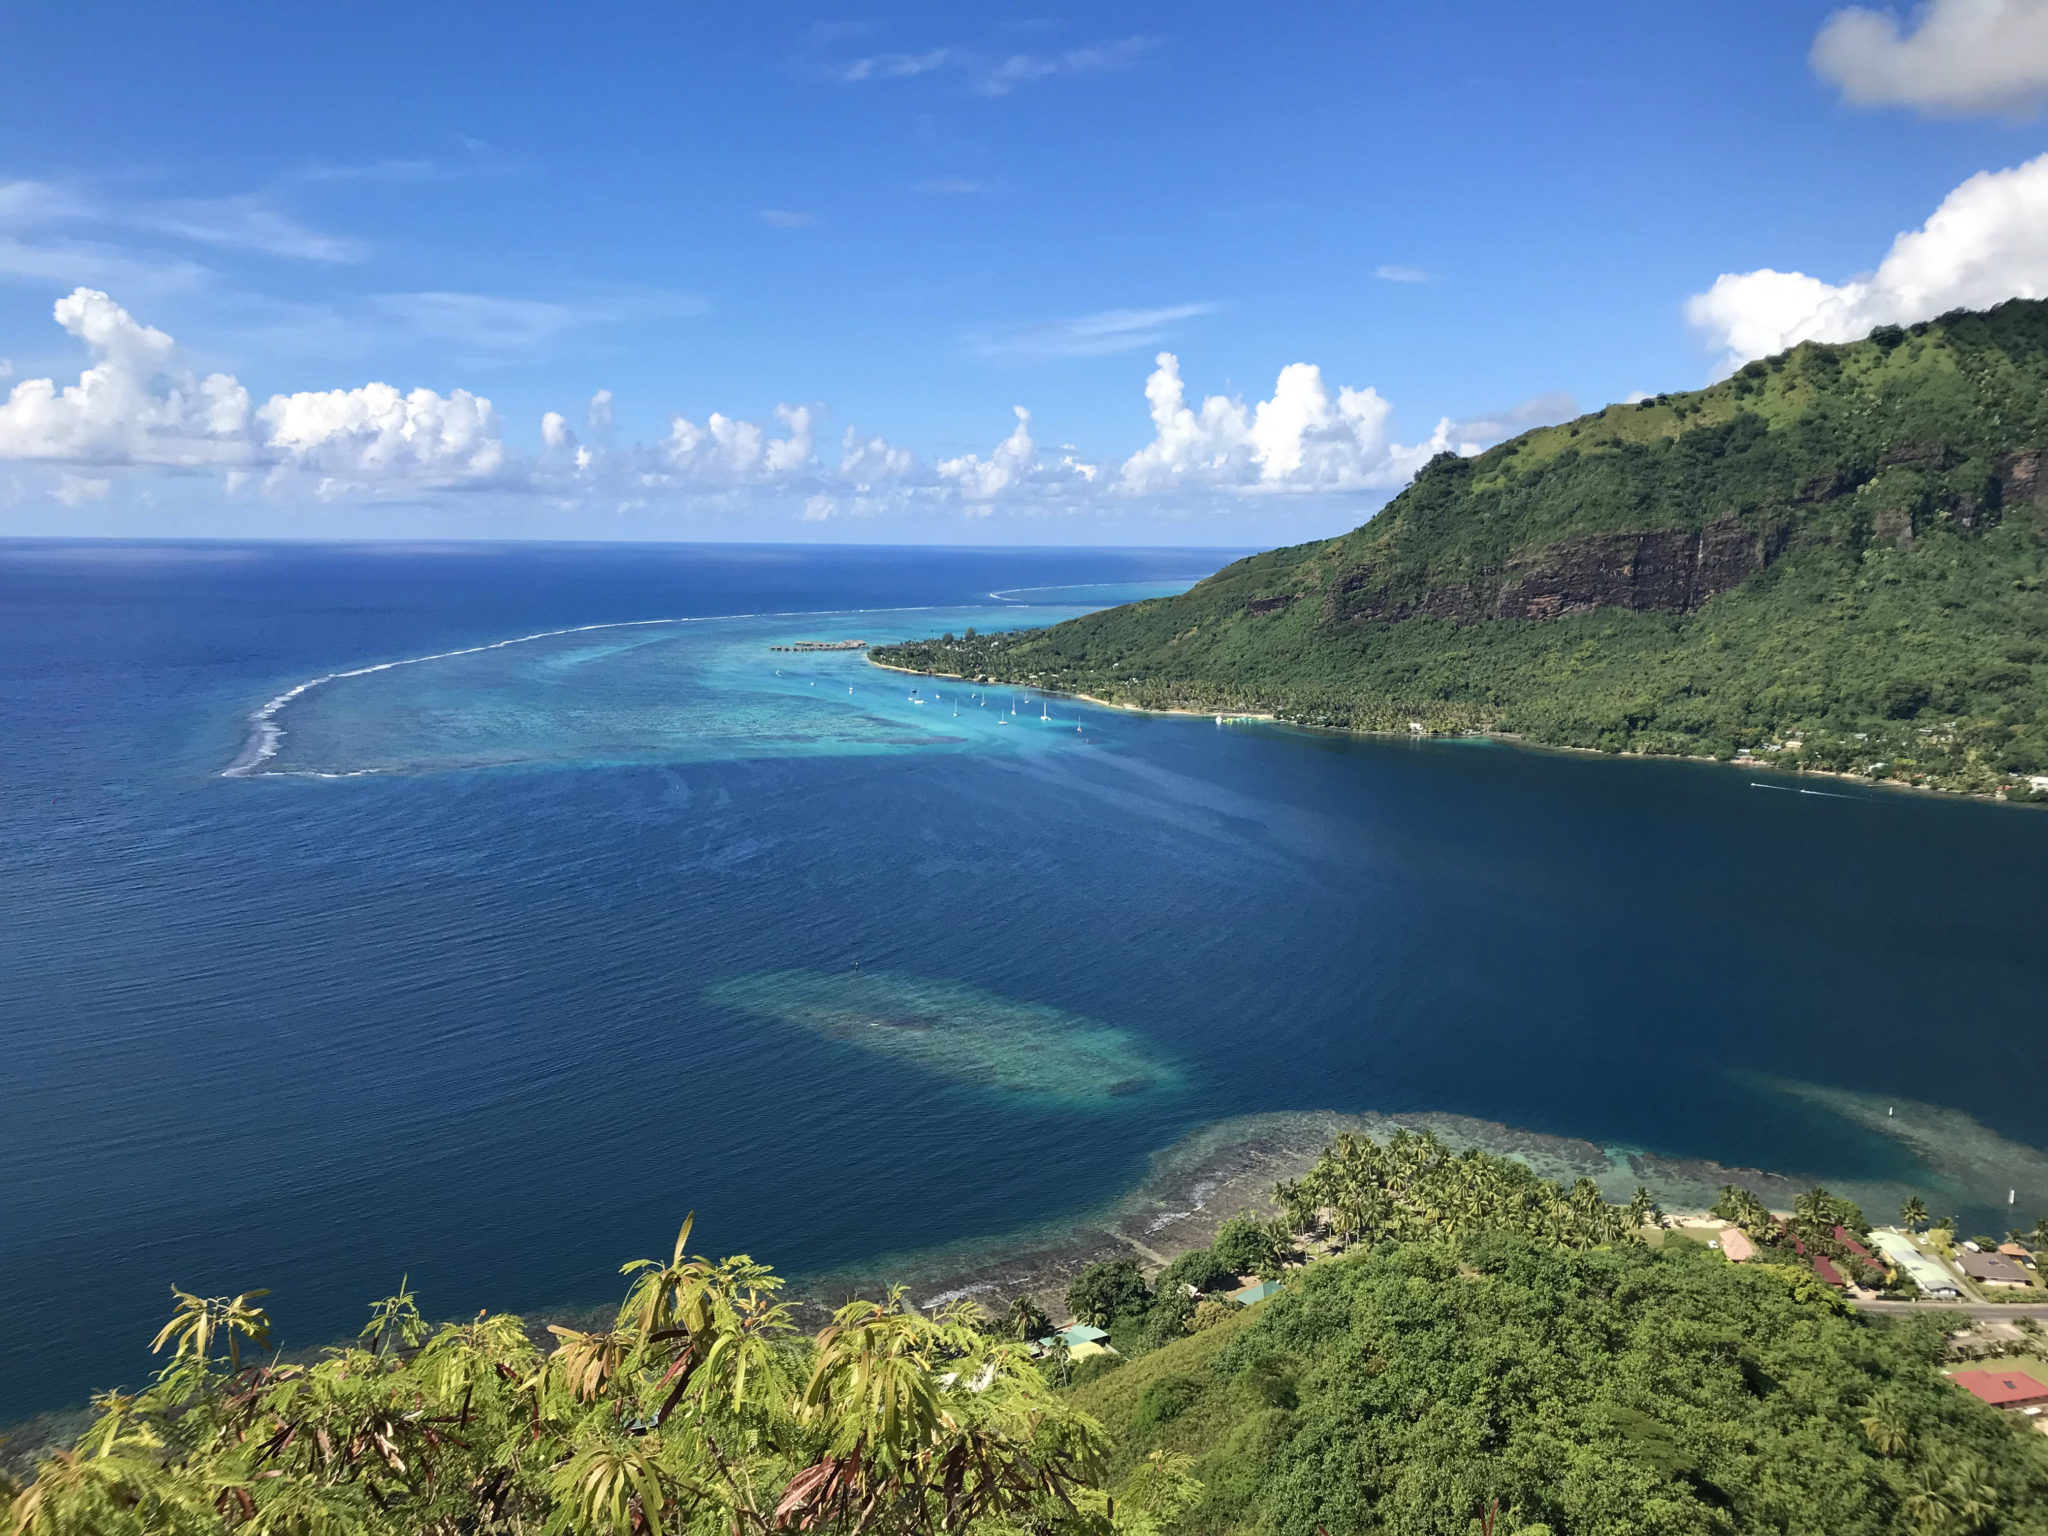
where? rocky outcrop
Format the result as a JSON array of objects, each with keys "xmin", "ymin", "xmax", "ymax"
[
  {"xmin": 1242, "ymin": 593, "xmax": 1300, "ymax": 616},
  {"xmin": 1327, "ymin": 514, "xmax": 1791, "ymax": 626}
]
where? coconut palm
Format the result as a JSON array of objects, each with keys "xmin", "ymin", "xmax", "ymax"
[
  {"xmin": 1005, "ymin": 1295, "xmax": 1052, "ymax": 1343},
  {"xmin": 1858, "ymin": 1394, "xmax": 1911, "ymax": 1457},
  {"xmin": 1901, "ymin": 1196, "xmax": 1929, "ymax": 1231}
]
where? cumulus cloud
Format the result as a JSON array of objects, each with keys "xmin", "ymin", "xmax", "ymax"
[
  {"xmin": 1685, "ymin": 151, "xmax": 2048, "ymax": 369},
  {"xmin": 1812, "ymin": 0, "xmax": 2048, "ymax": 117},
  {"xmin": 659, "ymin": 403, "xmax": 816, "ymax": 484},
  {"xmin": 0, "ymin": 287, "xmax": 1529, "ymax": 523},
  {"xmin": 838, "ymin": 426, "xmax": 914, "ymax": 485},
  {"xmin": 1115, "ymin": 353, "xmax": 1480, "ymax": 496},
  {"xmin": 258, "ymin": 383, "xmax": 509, "ymax": 482},
  {"xmin": 965, "ymin": 303, "xmax": 1218, "ymax": 359},
  {"xmin": 0, "ymin": 288, "xmax": 252, "ymax": 465},
  {"xmin": 0, "ymin": 287, "xmax": 508, "ymax": 485}
]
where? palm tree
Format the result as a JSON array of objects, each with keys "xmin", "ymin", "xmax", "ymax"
[
  {"xmin": 1858, "ymin": 1394, "xmax": 1911, "ymax": 1457},
  {"xmin": 1904, "ymin": 1465, "xmax": 1956, "ymax": 1535},
  {"xmin": 1900, "ymin": 1196, "xmax": 1929, "ymax": 1231},
  {"xmin": 1006, "ymin": 1295, "xmax": 1052, "ymax": 1343}
]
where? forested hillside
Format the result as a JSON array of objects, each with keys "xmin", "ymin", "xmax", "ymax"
[{"xmin": 875, "ymin": 302, "xmax": 2048, "ymax": 797}]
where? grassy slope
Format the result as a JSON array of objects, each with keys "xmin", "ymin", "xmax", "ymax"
[
  {"xmin": 1071, "ymin": 1239, "xmax": 2048, "ymax": 1536},
  {"xmin": 876, "ymin": 305, "xmax": 2048, "ymax": 796}
]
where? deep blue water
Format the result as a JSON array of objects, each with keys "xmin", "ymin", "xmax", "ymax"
[{"xmin": 4, "ymin": 539, "xmax": 2047, "ymax": 1420}]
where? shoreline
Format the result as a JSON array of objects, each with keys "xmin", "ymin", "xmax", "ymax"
[
  {"xmin": 779, "ymin": 1106, "xmax": 1853, "ymax": 1335},
  {"xmin": 7, "ymin": 1092, "xmax": 2035, "ymax": 1478},
  {"xmin": 864, "ymin": 655, "xmax": 2034, "ymax": 807}
]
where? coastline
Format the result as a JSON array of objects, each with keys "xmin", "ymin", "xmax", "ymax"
[
  {"xmin": 864, "ymin": 656, "xmax": 2035, "ymax": 806},
  {"xmin": 7, "ymin": 1093, "xmax": 2033, "ymax": 1478},
  {"xmin": 782, "ymin": 1106, "xmax": 1841, "ymax": 1334}
]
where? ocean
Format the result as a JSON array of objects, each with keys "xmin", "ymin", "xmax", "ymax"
[{"xmin": 3, "ymin": 539, "xmax": 2045, "ymax": 1421}]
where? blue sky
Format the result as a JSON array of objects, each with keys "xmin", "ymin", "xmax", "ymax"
[{"xmin": 3, "ymin": 0, "xmax": 2047, "ymax": 543}]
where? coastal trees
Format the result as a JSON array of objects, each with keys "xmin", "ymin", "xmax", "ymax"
[
  {"xmin": 1006, "ymin": 1296, "xmax": 1053, "ymax": 1343},
  {"xmin": 1066, "ymin": 1262, "xmax": 1151, "ymax": 1330},
  {"xmin": 1275, "ymin": 1128, "xmax": 1645, "ymax": 1253},
  {"xmin": 1901, "ymin": 1196, "xmax": 1930, "ymax": 1231},
  {"xmin": 6, "ymin": 1226, "xmax": 1111, "ymax": 1536},
  {"xmin": 1207, "ymin": 1214, "xmax": 1283, "ymax": 1280}
]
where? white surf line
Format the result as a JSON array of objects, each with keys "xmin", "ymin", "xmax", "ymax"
[
  {"xmin": 985, "ymin": 577, "xmax": 1213, "ymax": 603},
  {"xmin": 221, "ymin": 602, "xmax": 960, "ymax": 779}
]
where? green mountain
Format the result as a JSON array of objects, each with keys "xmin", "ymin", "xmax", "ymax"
[{"xmin": 875, "ymin": 302, "xmax": 2048, "ymax": 798}]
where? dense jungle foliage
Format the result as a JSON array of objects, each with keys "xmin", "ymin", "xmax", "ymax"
[
  {"xmin": 1070, "ymin": 1240, "xmax": 2048, "ymax": 1536},
  {"xmin": 12, "ymin": 1139, "xmax": 2048, "ymax": 1535},
  {"xmin": 874, "ymin": 303, "xmax": 2048, "ymax": 798}
]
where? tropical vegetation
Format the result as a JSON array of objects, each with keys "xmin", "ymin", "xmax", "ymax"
[
  {"xmin": 874, "ymin": 302, "xmax": 2048, "ymax": 799},
  {"xmin": 1, "ymin": 1219, "xmax": 1133, "ymax": 1536},
  {"xmin": 14, "ymin": 1139, "xmax": 2048, "ymax": 1535},
  {"xmin": 1068, "ymin": 1234, "xmax": 2048, "ymax": 1536}
]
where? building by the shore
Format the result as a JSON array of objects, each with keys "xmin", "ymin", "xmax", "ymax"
[{"xmin": 1870, "ymin": 1231, "xmax": 1961, "ymax": 1296}]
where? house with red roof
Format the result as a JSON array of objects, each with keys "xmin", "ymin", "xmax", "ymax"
[{"xmin": 1949, "ymin": 1370, "xmax": 2048, "ymax": 1410}]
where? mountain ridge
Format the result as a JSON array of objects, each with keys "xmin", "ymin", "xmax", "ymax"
[{"xmin": 875, "ymin": 301, "xmax": 2048, "ymax": 798}]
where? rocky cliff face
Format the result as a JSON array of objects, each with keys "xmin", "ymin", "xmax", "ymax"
[{"xmin": 1322, "ymin": 513, "xmax": 1792, "ymax": 626}]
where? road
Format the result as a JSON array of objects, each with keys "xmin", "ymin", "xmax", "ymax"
[{"xmin": 1853, "ymin": 1299, "xmax": 2048, "ymax": 1319}]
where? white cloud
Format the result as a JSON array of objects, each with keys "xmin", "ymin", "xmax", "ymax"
[
  {"xmin": 837, "ymin": 47, "xmax": 955, "ymax": 83},
  {"xmin": 0, "ymin": 287, "xmax": 508, "ymax": 485},
  {"xmin": 831, "ymin": 35, "xmax": 1156, "ymax": 96},
  {"xmin": 0, "ymin": 287, "xmax": 1534, "ymax": 524},
  {"xmin": 1813, "ymin": 0, "xmax": 2048, "ymax": 117},
  {"xmin": 759, "ymin": 209, "xmax": 819, "ymax": 229},
  {"xmin": 258, "ymin": 383, "xmax": 508, "ymax": 482},
  {"xmin": 1116, "ymin": 352, "xmax": 1476, "ymax": 496},
  {"xmin": 1373, "ymin": 264, "xmax": 1431, "ymax": 284},
  {"xmin": 1686, "ymin": 151, "xmax": 2048, "ymax": 369},
  {"xmin": 0, "ymin": 288, "xmax": 252, "ymax": 465},
  {"xmin": 132, "ymin": 197, "xmax": 364, "ymax": 262},
  {"xmin": 838, "ymin": 426, "xmax": 914, "ymax": 485},
  {"xmin": 939, "ymin": 406, "xmax": 1039, "ymax": 499},
  {"xmin": 965, "ymin": 303, "xmax": 1219, "ymax": 359},
  {"xmin": 51, "ymin": 471, "xmax": 110, "ymax": 507},
  {"xmin": 658, "ymin": 403, "xmax": 817, "ymax": 484},
  {"xmin": 913, "ymin": 176, "xmax": 988, "ymax": 195}
]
